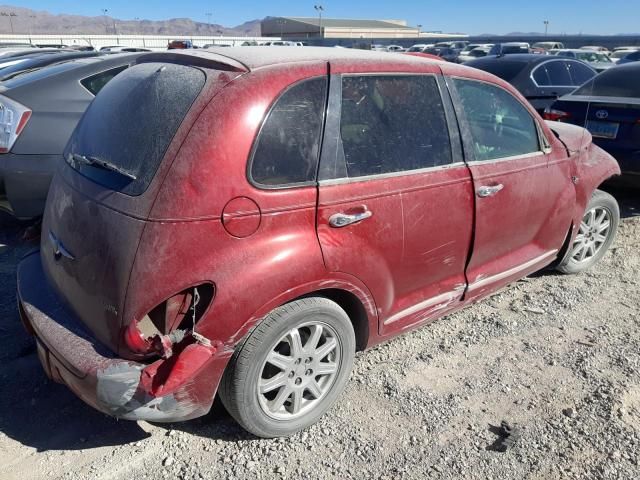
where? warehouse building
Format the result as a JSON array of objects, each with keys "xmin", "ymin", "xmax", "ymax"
[{"xmin": 261, "ymin": 17, "xmax": 421, "ymax": 39}]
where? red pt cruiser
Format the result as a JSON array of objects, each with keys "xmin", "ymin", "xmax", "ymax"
[{"xmin": 17, "ymin": 48, "xmax": 620, "ymax": 437}]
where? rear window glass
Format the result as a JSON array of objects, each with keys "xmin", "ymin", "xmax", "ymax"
[
  {"xmin": 80, "ymin": 65, "xmax": 128, "ymax": 95},
  {"xmin": 65, "ymin": 62, "xmax": 205, "ymax": 195},
  {"xmin": 573, "ymin": 65, "xmax": 640, "ymax": 98},
  {"xmin": 250, "ymin": 77, "xmax": 327, "ymax": 187}
]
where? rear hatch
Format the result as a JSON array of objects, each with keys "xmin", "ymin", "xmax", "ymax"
[{"xmin": 41, "ymin": 58, "xmax": 239, "ymax": 355}]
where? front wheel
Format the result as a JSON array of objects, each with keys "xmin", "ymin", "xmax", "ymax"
[
  {"xmin": 556, "ymin": 189, "xmax": 619, "ymax": 274},
  {"xmin": 218, "ymin": 297, "xmax": 355, "ymax": 438}
]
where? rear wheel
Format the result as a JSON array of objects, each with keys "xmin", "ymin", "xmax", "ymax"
[
  {"xmin": 219, "ymin": 297, "xmax": 355, "ymax": 438},
  {"xmin": 557, "ymin": 189, "xmax": 619, "ymax": 274}
]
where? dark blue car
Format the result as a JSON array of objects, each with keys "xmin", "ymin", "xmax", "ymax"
[{"xmin": 545, "ymin": 63, "xmax": 640, "ymax": 179}]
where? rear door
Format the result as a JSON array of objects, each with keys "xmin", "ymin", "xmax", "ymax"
[
  {"xmin": 448, "ymin": 77, "xmax": 574, "ymax": 300},
  {"xmin": 316, "ymin": 71, "xmax": 474, "ymax": 334}
]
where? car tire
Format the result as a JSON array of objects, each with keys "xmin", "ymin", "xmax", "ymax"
[
  {"xmin": 556, "ymin": 189, "xmax": 619, "ymax": 274},
  {"xmin": 218, "ymin": 297, "xmax": 355, "ymax": 438}
]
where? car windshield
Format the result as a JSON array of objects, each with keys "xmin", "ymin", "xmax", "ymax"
[
  {"xmin": 576, "ymin": 52, "xmax": 611, "ymax": 63},
  {"xmin": 573, "ymin": 64, "xmax": 640, "ymax": 98}
]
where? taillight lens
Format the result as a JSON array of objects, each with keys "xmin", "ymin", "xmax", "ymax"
[
  {"xmin": 543, "ymin": 108, "xmax": 571, "ymax": 122},
  {"xmin": 0, "ymin": 95, "xmax": 31, "ymax": 153}
]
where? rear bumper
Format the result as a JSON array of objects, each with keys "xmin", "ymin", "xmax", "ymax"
[
  {"xmin": 17, "ymin": 250, "xmax": 229, "ymax": 422},
  {"xmin": 0, "ymin": 153, "xmax": 59, "ymax": 218}
]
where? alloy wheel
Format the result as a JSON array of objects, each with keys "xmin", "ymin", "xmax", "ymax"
[
  {"xmin": 257, "ymin": 322, "xmax": 341, "ymax": 420},
  {"xmin": 570, "ymin": 206, "xmax": 612, "ymax": 263}
]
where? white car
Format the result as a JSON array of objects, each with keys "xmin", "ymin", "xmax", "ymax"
[
  {"xmin": 579, "ymin": 45, "xmax": 610, "ymax": 54},
  {"xmin": 406, "ymin": 43, "xmax": 434, "ymax": 52},
  {"xmin": 385, "ymin": 45, "xmax": 405, "ymax": 52}
]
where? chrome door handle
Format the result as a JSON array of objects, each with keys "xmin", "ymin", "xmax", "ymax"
[
  {"xmin": 329, "ymin": 208, "xmax": 372, "ymax": 228},
  {"xmin": 477, "ymin": 184, "xmax": 504, "ymax": 198}
]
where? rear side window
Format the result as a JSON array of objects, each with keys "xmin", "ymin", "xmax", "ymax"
[
  {"xmin": 567, "ymin": 61, "xmax": 595, "ymax": 86},
  {"xmin": 339, "ymin": 75, "xmax": 452, "ymax": 177},
  {"xmin": 250, "ymin": 77, "xmax": 327, "ymax": 187},
  {"xmin": 66, "ymin": 62, "xmax": 205, "ymax": 195},
  {"xmin": 574, "ymin": 65, "xmax": 640, "ymax": 98},
  {"xmin": 544, "ymin": 61, "xmax": 572, "ymax": 86},
  {"xmin": 453, "ymin": 79, "xmax": 540, "ymax": 161},
  {"xmin": 80, "ymin": 65, "xmax": 128, "ymax": 95}
]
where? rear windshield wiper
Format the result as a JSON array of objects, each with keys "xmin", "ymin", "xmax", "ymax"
[{"xmin": 68, "ymin": 153, "xmax": 137, "ymax": 180}]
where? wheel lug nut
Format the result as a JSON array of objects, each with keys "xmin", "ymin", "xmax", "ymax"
[
  {"xmin": 294, "ymin": 358, "xmax": 301, "ymax": 365},
  {"xmin": 295, "ymin": 378, "xmax": 302, "ymax": 385},
  {"xmin": 305, "ymin": 369, "xmax": 313, "ymax": 376},
  {"xmin": 288, "ymin": 371, "xmax": 295, "ymax": 378},
  {"xmin": 305, "ymin": 357, "xmax": 312, "ymax": 364}
]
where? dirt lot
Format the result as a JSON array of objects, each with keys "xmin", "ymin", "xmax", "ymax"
[{"xmin": 0, "ymin": 186, "xmax": 638, "ymax": 480}]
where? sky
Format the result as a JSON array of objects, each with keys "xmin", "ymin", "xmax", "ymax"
[{"xmin": 7, "ymin": 0, "xmax": 639, "ymax": 34}]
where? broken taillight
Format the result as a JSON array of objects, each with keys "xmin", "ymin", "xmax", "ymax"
[
  {"xmin": 122, "ymin": 284, "xmax": 215, "ymax": 358},
  {"xmin": 0, "ymin": 95, "xmax": 31, "ymax": 153},
  {"xmin": 543, "ymin": 108, "xmax": 571, "ymax": 122}
]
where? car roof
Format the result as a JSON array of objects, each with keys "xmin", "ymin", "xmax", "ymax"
[
  {"xmin": 470, "ymin": 53, "xmax": 559, "ymax": 65},
  {"xmin": 142, "ymin": 46, "xmax": 442, "ymax": 72}
]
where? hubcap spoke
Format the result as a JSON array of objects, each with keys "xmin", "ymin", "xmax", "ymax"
[
  {"xmin": 259, "ymin": 373, "xmax": 287, "ymax": 394},
  {"xmin": 267, "ymin": 351, "xmax": 292, "ymax": 371},
  {"xmin": 315, "ymin": 337, "xmax": 337, "ymax": 360},
  {"xmin": 288, "ymin": 329, "xmax": 304, "ymax": 358},
  {"xmin": 597, "ymin": 220, "xmax": 610, "ymax": 233},
  {"xmin": 291, "ymin": 389, "xmax": 303, "ymax": 414},
  {"xmin": 315, "ymin": 361, "xmax": 338, "ymax": 376},
  {"xmin": 305, "ymin": 324, "xmax": 323, "ymax": 352},
  {"xmin": 306, "ymin": 380, "xmax": 323, "ymax": 399},
  {"xmin": 269, "ymin": 385, "xmax": 292, "ymax": 412}
]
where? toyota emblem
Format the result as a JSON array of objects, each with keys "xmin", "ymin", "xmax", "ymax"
[{"xmin": 595, "ymin": 110, "xmax": 609, "ymax": 120}]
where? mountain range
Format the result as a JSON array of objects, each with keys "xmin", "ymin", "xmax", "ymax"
[{"xmin": 0, "ymin": 5, "xmax": 262, "ymax": 36}]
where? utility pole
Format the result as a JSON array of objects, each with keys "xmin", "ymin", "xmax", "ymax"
[
  {"xmin": 314, "ymin": 5, "xmax": 324, "ymax": 38},
  {"xmin": 205, "ymin": 12, "xmax": 212, "ymax": 32},
  {"xmin": 101, "ymin": 8, "xmax": 109, "ymax": 34},
  {"xmin": 134, "ymin": 17, "xmax": 140, "ymax": 35},
  {"xmin": 29, "ymin": 14, "xmax": 35, "ymax": 36},
  {"xmin": 543, "ymin": 20, "xmax": 549, "ymax": 37}
]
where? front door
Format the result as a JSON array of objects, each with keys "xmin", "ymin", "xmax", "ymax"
[
  {"xmin": 448, "ymin": 77, "xmax": 575, "ymax": 300},
  {"xmin": 316, "ymin": 71, "xmax": 474, "ymax": 335}
]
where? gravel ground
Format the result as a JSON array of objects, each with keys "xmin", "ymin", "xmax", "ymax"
[{"xmin": 0, "ymin": 186, "xmax": 638, "ymax": 480}]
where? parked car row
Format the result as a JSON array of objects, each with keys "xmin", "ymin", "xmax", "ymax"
[
  {"xmin": 464, "ymin": 51, "xmax": 640, "ymax": 180},
  {"xmin": 14, "ymin": 47, "xmax": 620, "ymax": 439}
]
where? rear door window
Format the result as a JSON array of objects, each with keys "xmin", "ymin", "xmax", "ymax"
[
  {"xmin": 544, "ymin": 61, "xmax": 572, "ymax": 86},
  {"xmin": 338, "ymin": 75, "xmax": 452, "ymax": 178},
  {"xmin": 65, "ymin": 62, "xmax": 205, "ymax": 195},
  {"xmin": 80, "ymin": 65, "xmax": 128, "ymax": 95},
  {"xmin": 566, "ymin": 61, "xmax": 595, "ymax": 86},
  {"xmin": 452, "ymin": 78, "xmax": 540, "ymax": 161},
  {"xmin": 250, "ymin": 77, "xmax": 327, "ymax": 187}
]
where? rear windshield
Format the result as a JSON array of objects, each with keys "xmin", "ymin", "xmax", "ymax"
[
  {"xmin": 65, "ymin": 62, "xmax": 205, "ymax": 195},
  {"xmin": 573, "ymin": 65, "xmax": 640, "ymax": 98}
]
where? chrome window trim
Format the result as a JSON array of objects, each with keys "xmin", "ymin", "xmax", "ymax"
[
  {"xmin": 465, "ymin": 151, "xmax": 544, "ymax": 167},
  {"xmin": 318, "ymin": 161, "xmax": 467, "ymax": 186},
  {"xmin": 529, "ymin": 58, "xmax": 596, "ymax": 88}
]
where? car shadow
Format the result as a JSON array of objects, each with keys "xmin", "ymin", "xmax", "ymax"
[{"xmin": 601, "ymin": 184, "xmax": 639, "ymax": 219}]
